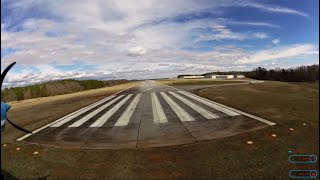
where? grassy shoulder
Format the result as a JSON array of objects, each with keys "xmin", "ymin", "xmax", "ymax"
[
  {"xmin": 290, "ymin": 81, "xmax": 319, "ymax": 91},
  {"xmin": 1, "ymin": 80, "xmax": 319, "ymax": 179},
  {"xmin": 156, "ymin": 78, "xmax": 249, "ymax": 86},
  {"xmin": 198, "ymin": 80, "xmax": 319, "ymax": 125}
]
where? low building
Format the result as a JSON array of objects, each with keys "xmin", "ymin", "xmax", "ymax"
[
  {"xmin": 235, "ymin": 74, "xmax": 245, "ymax": 78},
  {"xmin": 205, "ymin": 74, "xmax": 234, "ymax": 79},
  {"xmin": 204, "ymin": 74, "xmax": 217, "ymax": 78},
  {"xmin": 182, "ymin": 75, "xmax": 204, "ymax": 79}
]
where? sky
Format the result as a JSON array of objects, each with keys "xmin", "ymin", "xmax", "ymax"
[{"xmin": 1, "ymin": 0, "xmax": 319, "ymax": 88}]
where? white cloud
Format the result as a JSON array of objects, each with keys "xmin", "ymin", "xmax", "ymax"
[
  {"xmin": 253, "ymin": 32, "xmax": 269, "ymax": 39},
  {"xmin": 272, "ymin": 39, "xmax": 280, "ymax": 44},
  {"xmin": 237, "ymin": 44, "xmax": 319, "ymax": 63},
  {"xmin": 128, "ymin": 46, "xmax": 147, "ymax": 56},
  {"xmin": 239, "ymin": 3, "xmax": 310, "ymax": 18},
  {"xmin": 197, "ymin": 24, "xmax": 246, "ymax": 41},
  {"xmin": 0, "ymin": 0, "xmax": 315, "ymax": 87},
  {"xmin": 2, "ymin": 43, "xmax": 318, "ymax": 87},
  {"xmin": 223, "ymin": 19, "xmax": 280, "ymax": 28}
]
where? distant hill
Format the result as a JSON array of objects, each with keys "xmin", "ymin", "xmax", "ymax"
[{"xmin": 1, "ymin": 79, "xmax": 131, "ymax": 102}]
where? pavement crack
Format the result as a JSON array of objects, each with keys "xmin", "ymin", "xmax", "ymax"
[{"xmin": 135, "ymin": 93, "xmax": 147, "ymax": 148}]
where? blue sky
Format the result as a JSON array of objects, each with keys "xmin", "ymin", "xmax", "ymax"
[{"xmin": 1, "ymin": 0, "xmax": 319, "ymax": 87}]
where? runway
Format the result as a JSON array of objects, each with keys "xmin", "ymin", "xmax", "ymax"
[{"xmin": 17, "ymin": 80, "xmax": 275, "ymax": 149}]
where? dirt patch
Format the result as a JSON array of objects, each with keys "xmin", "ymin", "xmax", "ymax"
[
  {"xmin": 79, "ymin": 162, "xmax": 113, "ymax": 169},
  {"xmin": 148, "ymin": 152, "xmax": 173, "ymax": 162},
  {"xmin": 147, "ymin": 171, "xmax": 186, "ymax": 179},
  {"xmin": 213, "ymin": 96, "xmax": 227, "ymax": 101}
]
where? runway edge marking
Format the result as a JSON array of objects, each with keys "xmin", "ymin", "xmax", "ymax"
[
  {"xmin": 16, "ymin": 82, "xmax": 143, "ymax": 141},
  {"xmin": 154, "ymin": 81, "xmax": 276, "ymax": 126}
]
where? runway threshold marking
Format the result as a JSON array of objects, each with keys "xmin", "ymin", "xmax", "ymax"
[
  {"xmin": 51, "ymin": 95, "xmax": 116, "ymax": 127},
  {"xmin": 177, "ymin": 91, "xmax": 240, "ymax": 116},
  {"xmin": 90, "ymin": 94, "xmax": 133, "ymax": 127},
  {"xmin": 169, "ymin": 91, "xmax": 219, "ymax": 119},
  {"xmin": 68, "ymin": 95, "xmax": 125, "ymax": 127},
  {"xmin": 178, "ymin": 90, "xmax": 276, "ymax": 126},
  {"xmin": 115, "ymin": 94, "xmax": 142, "ymax": 126},
  {"xmin": 16, "ymin": 83, "xmax": 142, "ymax": 141},
  {"xmin": 160, "ymin": 92, "xmax": 194, "ymax": 122},
  {"xmin": 151, "ymin": 92, "xmax": 168, "ymax": 124}
]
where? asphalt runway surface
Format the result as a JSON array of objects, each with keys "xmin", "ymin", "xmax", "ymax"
[{"xmin": 17, "ymin": 81, "xmax": 275, "ymax": 149}]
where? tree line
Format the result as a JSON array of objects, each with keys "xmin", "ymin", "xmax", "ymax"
[
  {"xmin": 179, "ymin": 64, "xmax": 319, "ymax": 82},
  {"xmin": 244, "ymin": 64, "xmax": 319, "ymax": 82},
  {"xmin": 1, "ymin": 79, "xmax": 130, "ymax": 102}
]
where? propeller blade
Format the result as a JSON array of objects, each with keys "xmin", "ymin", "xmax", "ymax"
[
  {"xmin": 6, "ymin": 118, "xmax": 32, "ymax": 134},
  {"xmin": 1, "ymin": 62, "xmax": 16, "ymax": 90}
]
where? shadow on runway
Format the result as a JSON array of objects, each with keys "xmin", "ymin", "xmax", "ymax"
[{"xmin": 1, "ymin": 169, "xmax": 49, "ymax": 180}]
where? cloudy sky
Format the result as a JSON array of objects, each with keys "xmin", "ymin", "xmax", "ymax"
[{"xmin": 1, "ymin": 0, "xmax": 319, "ymax": 87}]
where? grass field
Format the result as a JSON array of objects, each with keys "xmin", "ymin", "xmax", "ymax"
[
  {"xmin": 1, "ymin": 80, "xmax": 319, "ymax": 179},
  {"xmin": 291, "ymin": 81, "xmax": 319, "ymax": 91}
]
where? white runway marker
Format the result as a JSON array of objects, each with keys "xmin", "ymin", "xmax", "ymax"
[
  {"xmin": 90, "ymin": 94, "xmax": 133, "ymax": 127},
  {"xmin": 51, "ymin": 95, "xmax": 116, "ymax": 127},
  {"xmin": 169, "ymin": 92, "xmax": 219, "ymax": 119},
  {"xmin": 69, "ymin": 95, "xmax": 124, "ymax": 127},
  {"xmin": 178, "ymin": 91, "xmax": 276, "ymax": 126},
  {"xmin": 151, "ymin": 92, "xmax": 168, "ymax": 124},
  {"xmin": 177, "ymin": 91, "xmax": 240, "ymax": 116},
  {"xmin": 16, "ymin": 82, "xmax": 143, "ymax": 141},
  {"xmin": 142, "ymin": 88, "xmax": 152, "ymax": 92},
  {"xmin": 160, "ymin": 92, "xmax": 194, "ymax": 122},
  {"xmin": 115, "ymin": 94, "xmax": 142, "ymax": 126}
]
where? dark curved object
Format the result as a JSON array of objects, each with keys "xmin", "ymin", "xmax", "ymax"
[
  {"xmin": 1, "ymin": 62, "xmax": 32, "ymax": 134},
  {"xmin": 7, "ymin": 118, "xmax": 32, "ymax": 134},
  {"xmin": 0, "ymin": 62, "xmax": 16, "ymax": 90}
]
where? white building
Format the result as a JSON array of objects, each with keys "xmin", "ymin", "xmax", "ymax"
[
  {"xmin": 182, "ymin": 75, "xmax": 204, "ymax": 79},
  {"xmin": 204, "ymin": 74, "xmax": 245, "ymax": 79},
  {"xmin": 204, "ymin": 74, "xmax": 234, "ymax": 79},
  {"xmin": 235, "ymin": 74, "xmax": 245, "ymax": 78}
]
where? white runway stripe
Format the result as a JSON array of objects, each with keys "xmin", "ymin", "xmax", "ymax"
[
  {"xmin": 114, "ymin": 94, "xmax": 142, "ymax": 126},
  {"xmin": 178, "ymin": 91, "xmax": 240, "ymax": 116},
  {"xmin": 151, "ymin": 92, "xmax": 168, "ymax": 124},
  {"xmin": 90, "ymin": 94, "xmax": 133, "ymax": 127},
  {"xmin": 169, "ymin": 92, "xmax": 219, "ymax": 119},
  {"xmin": 160, "ymin": 92, "xmax": 194, "ymax": 122},
  {"xmin": 178, "ymin": 91, "xmax": 276, "ymax": 125},
  {"xmin": 16, "ymin": 82, "xmax": 143, "ymax": 142},
  {"xmin": 68, "ymin": 95, "xmax": 125, "ymax": 127},
  {"xmin": 51, "ymin": 95, "xmax": 116, "ymax": 127}
]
